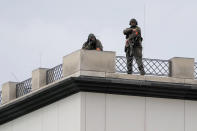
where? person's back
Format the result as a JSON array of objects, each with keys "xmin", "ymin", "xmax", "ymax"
[{"xmin": 82, "ymin": 34, "xmax": 103, "ymax": 51}]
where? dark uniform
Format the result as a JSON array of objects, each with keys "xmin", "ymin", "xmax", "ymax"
[
  {"xmin": 82, "ymin": 34, "xmax": 103, "ymax": 51},
  {"xmin": 123, "ymin": 19, "xmax": 145, "ymax": 75}
]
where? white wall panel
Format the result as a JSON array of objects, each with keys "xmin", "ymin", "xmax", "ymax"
[
  {"xmin": 0, "ymin": 122, "xmax": 13, "ymax": 131},
  {"xmin": 58, "ymin": 93, "xmax": 81, "ymax": 131},
  {"xmin": 146, "ymin": 97, "xmax": 184, "ymax": 131},
  {"xmin": 12, "ymin": 115, "xmax": 29, "ymax": 131},
  {"xmin": 106, "ymin": 94, "xmax": 145, "ymax": 131},
  {"xmin": 22, "ymin": 109, "xmax": 43, "ymax": 131},
  {"xmin": 185, "ymin": 100, "xmax": 197, "ymax": 131},
  {"xmin": 80, "ymin": 92, "xmax": 86, "ymax": 131},
  {"xmin": 11, "ymin": 108, "xmax": 43, "ymax": 131},
  {"xmin": 42, "ymin": 103, "xmax": 58, "ymax": 131},
  {"xmin": 85, "ymin": 93, "xmax": 106, "ymax": 131},
  {"xmin": 0, "ymin": 93, "xmax": 82, "ymax": 131}
]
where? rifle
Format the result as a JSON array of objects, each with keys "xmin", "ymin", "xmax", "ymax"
[{"xmin": 125, "ymin": 39, "xmax": 135, "ymax": 56}]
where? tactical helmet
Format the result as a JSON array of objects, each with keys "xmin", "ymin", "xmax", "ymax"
[
  {"xmin": 88, "ymin": 33, "xmax": 96, "ymax": 39},
  {"xmin": 129, "ymin": 18, "xmax": 138, "ymax": 26},
  {"xmin": 88, "ymin": 33, "xmax": 96, "ymax": 42}
]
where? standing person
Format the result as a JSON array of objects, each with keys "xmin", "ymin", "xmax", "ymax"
[
  {"xmin": 82, "ymin": 33, "xmax": 103, "ymax": 51},
  {"xmin": 123, "ymin": 18, "xmax": 145, "ymax": 75}
]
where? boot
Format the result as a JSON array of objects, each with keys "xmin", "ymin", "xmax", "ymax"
[{"xmin": 139, "ymin": 66, "xmax": 145, "ymax": 75}]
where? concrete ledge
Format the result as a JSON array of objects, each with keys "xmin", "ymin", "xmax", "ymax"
[
  {"xmin": 106, "ymin": 73, "xmax": 141, "ymax": 80},
  {"xmin": 2, "ymin": 70, "xmax": 196, "ymax": 106},
  {"xmin": 145, "ymin": 75, "xmax": 185, "ymax": 84},
  {"xmin": 79, "ymin": 70, "xmax": 106, "ymax": 77},
  {"xmin": 62, "ymin": 71, "xmax": 197, "ymax": 85},
  {"xmin": 106, "ymin": 73, "xmax": 194, "ymax": 85},
  {"xmin": 5, "ymin": 70, "xmax": 197, "ymax": 108},
  {"xmin": 184, "ymin": 79, "xmax": 197, "ymax": 85},
  {"xmin": 63, "ymin": 50, "xmax": 116, "ymax": 77}
]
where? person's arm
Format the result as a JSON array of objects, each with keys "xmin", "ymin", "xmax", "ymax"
[
  {"xmin": 96, "ymin": 40, "xmax": 103, "ymax": 51},
  {"xmin": 123, "ymin": 28, "xmax": 133, "ymax": 35},
  {"xmin": 82, "ymin": 42, "xmax": 87, "ymax": 49},
  {"xmin": 129, "ymin": 27, "xmax": 141, "ymax": 39},
  {"xmin": 135, "ymin": 27, "xmax": 141, "ymax": 36}
]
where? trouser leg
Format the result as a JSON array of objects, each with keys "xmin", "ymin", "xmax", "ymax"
[
  {"xmin": 134, "ymin": 47, "xmax": 145, "ymax": 75},
  {"xmin": 126, "ymin": 50, "xmax": 133, "ymax": 74}
]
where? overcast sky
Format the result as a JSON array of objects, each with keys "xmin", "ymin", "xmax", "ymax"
[{"xmin": 0, "ymin": 0, "xmax": 197, "ymax": 88}]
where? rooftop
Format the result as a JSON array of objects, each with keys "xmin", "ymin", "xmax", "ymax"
[{"xmin": 0, "ymin": 49, "xmax": 197, "ymax": 125}]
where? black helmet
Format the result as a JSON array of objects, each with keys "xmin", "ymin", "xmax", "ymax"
[
  {"xmin": 88, "ymin": 33, "xmax": 96, "ymax": 42},
  {"xmin": 129, "ymin": 18, "xmax": 138, "ymax": 26},
  {"xmin": 88, "ymin": 33, "xmax": 96, "ymax": 39}
]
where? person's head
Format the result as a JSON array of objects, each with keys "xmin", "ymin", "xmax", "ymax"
[
  {"xmin": 129, "ymin": 18, "xmax": 138, "ymax": 27},
  {"xmin": 88, "ymin": 33, "xmax": 96, "ymax": 42}
]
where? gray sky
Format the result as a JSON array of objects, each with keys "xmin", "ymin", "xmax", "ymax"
[{"xmin": 0, "ymin": 0, "xmax": 197, "ymax": 88}]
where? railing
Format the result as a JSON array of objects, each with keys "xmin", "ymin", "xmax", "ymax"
[
  {"xmin": 16, "ymin": 78, "xmax": 32, "ymax": 98},
  {"xmin": 4, "ymin": 57, "xmax": 197, "ymax": 100},
  {"xmin": 47, "ymin": 64, "xmax": 63, "ymax": 84},
  {"xmin": 195, "ymin": 63, "xmax": 197, "ymax": 79},
  {"xmin": 116, "ymin": 56, "xmax": 169, "ymax": 76},
  {"xmin": 0, "ymin": 91, "xmax": 2, "ymax": 105}
]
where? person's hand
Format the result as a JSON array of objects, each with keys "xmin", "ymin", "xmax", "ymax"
[
  {"xmin": 96, "ymin": 48, "xmax": 101, "ymax": 51},
  {"xmin": 132, "ymin": 29, "xmax": 139, "ymax": 35}
]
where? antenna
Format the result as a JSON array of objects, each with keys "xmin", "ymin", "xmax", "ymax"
[
  {"xmin": 144, "ymin": 4, "xmax": 146, "ymax": 45},
  {"xmin": 39, "ymin": 52, "xmax": 43, "ymax": 68}
]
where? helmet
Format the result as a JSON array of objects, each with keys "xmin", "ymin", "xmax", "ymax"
[
  {"xmin": 129, "ymin": 18, "xmax": 138, "ymax": 26},
  {"xmin": 88, "ymin": 33, "xmax": 96, "ymax": 40},
  {"xmin": 88, "ymin": 33, "xmax": 96, "ymax": 42}
]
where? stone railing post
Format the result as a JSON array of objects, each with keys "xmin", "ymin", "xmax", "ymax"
[
  {"xmin": 1, "ymin": 82, "xmax": 18, "ymax": 104},
  {"xmin": 32, "ymin": 68, "xmax": 48, "ymax": 91},
  {"xmin": 62, "ymin": 50, "xmax": 116, "ymax": 77},
  {"xmin": 169, "ymin": 57, "xmax": 194, "ymax": 79}
]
